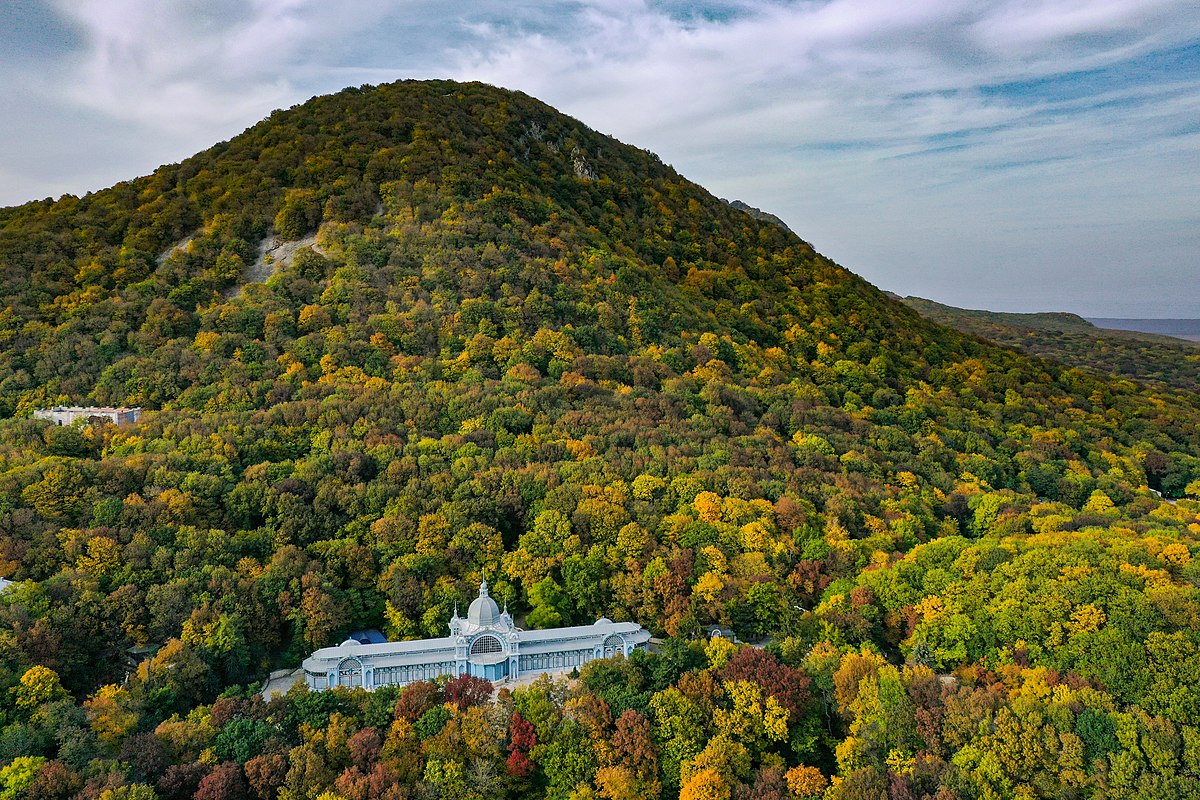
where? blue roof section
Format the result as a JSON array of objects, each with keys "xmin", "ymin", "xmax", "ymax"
[{"xmin": 350, "ymin": 629, "xmax": 388, "ymax": 645}]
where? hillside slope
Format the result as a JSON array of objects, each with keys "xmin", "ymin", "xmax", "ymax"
[{"xmin": 0, "ymin": 80, "xmax": 1198, "ymax": 800}]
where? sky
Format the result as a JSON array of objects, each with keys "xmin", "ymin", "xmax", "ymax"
[{"xmin": 1, "ymin": 1, "xmax": 1197, "ymax": 316}]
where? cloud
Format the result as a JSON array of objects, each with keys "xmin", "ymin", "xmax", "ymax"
[
  {"xmin": 45, "ymin": 0, "xmax": 368, "ymax": 134},
  {"xmin": 970, "ymin": 0, "xmax": 1189, "ymax": 52}
]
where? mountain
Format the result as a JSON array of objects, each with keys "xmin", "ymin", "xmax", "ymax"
[
  {"xmin": 0, "ymin": 80, "xmax": 1198, "ymax": 800},
  {"xmin": 896, "ymin": 294, "xmax": 1200, "ymax": 392}
]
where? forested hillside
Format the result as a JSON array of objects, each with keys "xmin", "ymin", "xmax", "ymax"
[
  {"xmin": 897, "ymin": 295, "xmax": 1200, "ymax": 393},
  {"xmin": 1, "ymin": 80, "xmax": 1199, "ymax": 800}
]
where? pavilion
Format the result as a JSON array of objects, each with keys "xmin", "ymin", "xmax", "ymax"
[{"xmin": 302, "ymin": 579, "xmax": 651, "ymax": 690}]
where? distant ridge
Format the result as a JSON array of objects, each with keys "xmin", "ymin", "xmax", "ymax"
[
  {"xmin": 1089, "ymin": 318, "xmax": 1200, "ymax": 342},
  {"xmin": 891, "ymin": 295, "xmax": 1099, "ymax": 333},
  {"xmin": 897, "ymin": 294, "xmax": 1200, "ymax": 391}
]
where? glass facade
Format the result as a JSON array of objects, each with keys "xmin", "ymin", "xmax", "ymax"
[
  {"xmin": 303, "ymin": 582, "xmax": 651, "ymax": 691},
  {"xmin": 370, "ymin": 660, "xmax": 457, "ymax": 687}
]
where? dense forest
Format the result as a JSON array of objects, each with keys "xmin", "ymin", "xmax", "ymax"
[{"xmin": 1, "ymin": 80, "xmax": 1199, "ymax": 800}]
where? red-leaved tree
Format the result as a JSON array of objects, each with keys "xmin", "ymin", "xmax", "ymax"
[{"xmin": 506, "ymin": 711, "xmax": 537, "ymax": 777}]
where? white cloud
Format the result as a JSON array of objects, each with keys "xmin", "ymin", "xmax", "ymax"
[{"xmin": 970, "ymin": 0, "xmax": 1189, "ymax": 51}]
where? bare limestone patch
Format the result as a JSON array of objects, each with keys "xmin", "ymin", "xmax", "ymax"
[
  {"xmin": 225, "ymin": 233, "xmax": 323, "ymax": 299},
  {"xmin": 156, "ymin": 232, "xmax": 199, "ymax": 265}
]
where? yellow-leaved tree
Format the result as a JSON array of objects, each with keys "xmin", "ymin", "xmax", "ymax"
[{"xmin": 84, "ymin": 684, "xmax": 139, "ymax": 746}]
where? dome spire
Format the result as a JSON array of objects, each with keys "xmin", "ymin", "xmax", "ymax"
[{"xmin": 464, "ymin": 576, "xmax": 503, "ymax": 631}]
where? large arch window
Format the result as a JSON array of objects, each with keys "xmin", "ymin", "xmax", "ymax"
[{"xmin": 470, "ymin": 635, "xmax": 503, "ymax": 656}]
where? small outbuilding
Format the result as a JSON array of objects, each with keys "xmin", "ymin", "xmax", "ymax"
[
  {"xmin": 33, "ymin": 406, "xmax": 142, "ymax": 426},
  {"xmin": 704, "ymin": 625, "xmax": 739, "ymax": 643}
]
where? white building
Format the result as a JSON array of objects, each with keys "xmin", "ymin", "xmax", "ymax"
[
  {"xmin": 33, "ymin": 407, "xmax": 141, "ymax": 426},
  {"xmin": 0, "ymin": 577, "xmax": 16, "ymax": 594},
  {"xmin": 302, "ymin": 580, "xmax": 651, "ymax": 690}
]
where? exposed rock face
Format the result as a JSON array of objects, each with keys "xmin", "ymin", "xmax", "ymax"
[
  {"xmin": 725, "ymin": 199, "xmax": 795, "ymax": 235},
  {"xmin": 224, "ymin": 233, "xmax": 324, "ymax": 298}
]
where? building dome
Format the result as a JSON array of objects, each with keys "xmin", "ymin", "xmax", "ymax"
[{"xmin": 466, "ymin": 579, "xmax": 502, "ymax": 629}]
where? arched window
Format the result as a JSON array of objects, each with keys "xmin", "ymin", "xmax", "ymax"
[
  {"xmin": 470, "ymin": 635, "xmax": 503, "ymax": 656},
  {"xmin": 603, "ymin": 634, "xmax": 625, "ymax": 658},
  {"xmin": 337, "ymin": 657, "xmax": 363, "ymax": 688}
]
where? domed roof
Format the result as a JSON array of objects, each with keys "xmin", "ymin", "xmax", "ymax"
[{"xmin": 466, "ymin": 579, "xmax": 501, "ymax": 629}]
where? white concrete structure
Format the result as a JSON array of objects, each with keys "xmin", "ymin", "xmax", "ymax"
[
  {"xmin": 34, "ymin": 407, "xmax": 141, "ymax": 426},
  {"xmin": 0, "ymin": 577, "xmax": 16, "ymax": 594},
  {"xmin": 303, "ymin": 580, "xmax": 651, "ymax": 690}
]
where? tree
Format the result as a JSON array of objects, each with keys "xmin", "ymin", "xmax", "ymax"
[
  {"xmin": 507, "ymin": 711, "xmax": 537, "ymax": 777},
  {"xmin": 833, "ymin": 649, "xmax": 886, "ymax": 717},
  {"xmin": 1144, "ymin": 632, "xmax": 1200, "ymax": 725},
  {"xmin": 720, "ymin": 648, "xmax": 811, "ymax": 721},
  {"xmin": 84, "ymin": 684, "xmax": 139, "ymax": 747},
  {"xmin": 713, "ymin": 681, "xmax": 789, "ymax": 750},
  {"xmin": 274, "ymin": 189, "xmax": 320, "ymax": 240},
  {"xmin": 413, "ymin": 705, "xmax": 451, "ymax": 740},
  {"xmin": 612, "ymin": 709, "xmax": 657, "ymax": 778},
  {"xmin": 0, "ymin": 757, "xmax": 46, "ymax": 800},
  {"xmin": 346, "ymin": 728, "xmax": 382, "ymax": 771},
  {"xmin": 243, "ymin": 753, "xmax": 288, "ymax": 800},
  {"xmin": 527, "ymin": 576, "xmax": 571, "ymax": 628},
  {"xmin": 730, "ymin": 583, "xmax": 784, "ymax": 642},
  {"xmin": 394, "ymin": 681, "xmax": 442, "ymax": 722},
  {"xmin": 97, "ymin": 785, "xmax": 158, "ymax": 800},
  {"xmin": 120, "ymin": 733, "xmax": 170, "ymax": 785},
  {"xmin": 14, "ymin": 666, "xmax": 69, "ymax": 717},
  {"xmin": 24, "ymin": 759, "xmax": 83, "ymax": 800},
  {"xmin": 836, "ymin": 666, "xmax": 920, "ymax": 772},
  {"xmin": 445, "ymin": 674, "xmax": 492, "ymax": 710},
  {"xmin": 537, "ymin": 718, "xmax": 598, "ymax": 798},
  {"xmin": 21, "ymin": 463, "xmax": 89, "ymax": 520},
  {"xmin": 680, "ymin": 767, "xmax": 731, "ymax": 800},
  {"xmin": 157, "ymin": 762, "xmax": 208, "ymax": 800},
  {"xmin": 213, "ymin": 718, "xmax": 272, "ymax": 764},
  {"xmin": 785, "ymin": 765, "xmax": 827, "ymax": 798},
  {"xmin": 195, "ymin": 762, "xmax": 248, "ymax": 800}
]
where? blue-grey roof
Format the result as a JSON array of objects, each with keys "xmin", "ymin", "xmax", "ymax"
[
  {"xmin": 350, "ymin": 629, "xmax": 388, "ymax": 645},
  {"xmin": 302, "ymin": 618, "xmax": 650, "ymax": 673}
]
